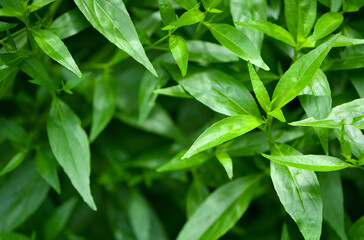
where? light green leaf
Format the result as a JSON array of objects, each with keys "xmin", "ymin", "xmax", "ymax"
[
  {"xmin": 169, "ymin": 35, "xmax": 189, "ymax": 76},
  {"xmin": 308, "ymin": 12, "xmax": 343, "ymax": 44},
  {"xmin": 248, "ymin": 61, "xmax": 270, "ymax": 112},
  {"xmin": 284, "ymin": 0, "xmax": 317, "ymax": 41},
  {"xmin": 215, "ymin": 150, "xmax": 233, "ymax": 179},
  {"xmin": 0, "ymin": 8, "xmax": 22, "ymax": 17},
  {"xmin": 180, "ymin": 70, "xmax": 261, "ymax": 117},
  {"xmin": 318, "ymin": 172, "xmax": 347, "ymax": 240},
  {"xmin": 205, "ymin": 23, "xmax": 269, "ymax": 70},
  {"xmin": 158, "ymin": 0, "xmax": 175, "ymax": 25},
  {"xmin": 172, "ymin": 0, "xmax": 198, "ymax": 10},
  {"xmin": 186, "ymin": 179, "xmax": 210, "ymax": 218},
  {"xmin": 34, "ymin": 149, "xmax": 61, "ymax": 194},
  {"xmin": 0, "ymin": 162, "xmax": 49, "ymax": 233},
  {"xmin": 176, "ymin": 175, "xmax": 262, "ymax": 240},
  {"xmin": 331, "ymin": 35, "xmax": 364, "ymax": 47},
  {"xmin": 29, "ymin": 0, "xmax": 55, "ymax": 12},
  {"xmin": 298, "ymin": 69, "xmax": 331, "ymax": 154},
  {"xmin": 0, "ymin": 151, "xmax": 27, "ymax": 176},
  {"xmin": 290, "ymin": 98, "xmax": 364, "ymax": 129},
  {"xmin": 340, "ymin": 125, "xmax": 364, "ymax": 159},
  {"xmin": 43, "ymin": 198, "xmax": 77, "ymax": 240},
  {"xmin": 32, "ymin": 28, "xmax": 82, "ymax": 78},
  {"xmin": 157, "ymin": 150, "xmax": 210, "ymax": 172},
  {"xmin": 263, "ymin": 153, "xmax": 350, "ymax": 171},
  {"xmin": 49, "ymin": 8, "xmax": 90, "ymax": 40},
  {"xmin": 271, "ymin": 34, "xmax": 338, "ymax": 111},
  {"xmin": 154, "ymin": 85, "xmax": 191, "ymax": 98},
  {"xmin": 162, "ymin": 5, "xmax": 204, "ymax": 30},
  {"xmin": 268, "ymin": 108, "xmax": 286, "ymax": 122},
  {"xmin": 187, "ymin": 40, "xmax": 239, "ymax": 65},
  {"xmin": 281, "ymin": 224, "xmax": 290, "ymax": 240},
  {"xmin": 270, "ymin": 143, "xmax": 323, "ymax": 240},
  {"xmin": 90, "ymin": 71, "xmax": 117, "ymax": 142},
  {"xmin": 183, "ymin": 115, "xmax": 263, "ymax": 159},
  {"xmin": 73, "ymin": 0, "xmax": 157, "ymax": 76},
  {"xmin": 230, "ymin": 0, "xmax": 267, "ymax": 50},
  {"xmin": 47, "ymin": 98, "xmax": 96, "ymax": 210},
  {"xmin": 236, "ymin": 20, "xmax": 295, "ymax": 47}
]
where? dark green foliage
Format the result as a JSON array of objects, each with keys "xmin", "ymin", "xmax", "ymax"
[{"xmin": 0, "ymin": 0, "xmax": 364, "ymax": 239}]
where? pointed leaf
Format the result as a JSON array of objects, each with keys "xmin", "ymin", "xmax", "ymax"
[
  {"xmin": 169, "ymin": 35, "xmax": 189, "ymax": 76},
  {"xmin": 183, "ymin": 115, "xmax": 263, "ymax": 159},
  {"xmin": 90, "ymin": 71, "xmax": 117, "ymax": 142},
  {"xmin": 73, "ymin": 0, "xmax": 156, "ymax": 76},
  {"xmin": 32, "ymin": 28, "xmax": 82, "ymax": 78},
  {"xmin": 154, "ymin": 85, "xmax": 192, "ymax": 98},
  {"xmin": 29, "ymin": 0, "xmax": 55, "ymax": 12},
  {"xmin": 205, "ymin": 23, "xmax": 269, "ymax": 70},
  {"xmin": 271, "ymin": 34, "xmax": 338, "ymax": 110},
  {"xmin": 271, "ymin": 143, "xmax": 323, "ymax": 240},
  {"xmin": 248, "ymin": 61, "xmax": 270, "ymax": 112},
  {"xmin": 215, "ymin": 150, "xmax": 233, "ymax": 179},
  {"xmin": 0, "ymin": 151, "xmax": 27, "ymax": 176},
  {"xmin": 163, "ymin": 5, "xmax": 204, "ymax": 30},
  {"xmin": 177, "ymin": 175, "xmax": 262, "ymax": 240},
  {"xmin": 308, "ymin": 12, "xmax": 343, "ymax": 44},
  {"xmin": 158, "ymin": 0, "xmax": 175, "ymax": 25},
  {"xmin": 263, "ymin": 153, "xmax": 350, "ymax": 171},
  {"xmin": 157, "ymin": 150, "xmax": 210, "ymax": 172},
  {"xmin": 47, "ymin": 98, "xmax": 96, "ymax": 210},
  {"xmin": 180, "ymin": 70, "xmax": 261, "ymax": 117},
  {"xmin": 172, "ymin": 0, "xmax": 198, "ymax": 9},
  {"xmin": 236, "ymin": 20, "xmax": 295, "ymax": 47}
]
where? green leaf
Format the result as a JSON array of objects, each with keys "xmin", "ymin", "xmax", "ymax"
[
  {"xmin": 0, "ymin": 232, "xmax": 30, "ymax": 240},
  {"xmin": 138, "ymin": 66, "xmax": 169, "ymax": 123},
  {"xmin": 236, "ymin": 20, "xmax": 295, "ymax": 47},
  {"xmin": 0, "ymin": 0, "xmax": 24, "ymax": 12},
  {"xmin": 248, "ymin": 61, "xmax": 270, "ymax": 112},
  {"xmin": 290, "ymin": 98, "xmax": 364, "ymax": 129},
  {"xmin": 186, "ymin": 179, "xmax": 210, "ymax": 218},
  {"xmin": 176, "ymin": 174, "xmax": 262, "ymax": 240},
  {"xmin": 205, "ymin": 23, "xmax": 269, "ymax": 70},
  {"xmin": 154, "ymin": 85, "xmax": 191, "ymax": 98},
  {"xmin": 187, "ymin": 40, "xmax": 239, "ymax": 65},
  {"xmin": 183, "ymin": 115, "xmax": 263, "ymax": 159},
  {"xmin": 47, "ymin": 98, "xmax": 96, "ymax": 210},
  {"xmin": 308, "ymin": 12, "xmax": 343, "ymax": 44},
  {"xmin": 128, "ymin": 190, "xmax": 168, "ymax": 240},
  {"xmin": 281, "ymin": 224, "xmax": 290, "ymax": 240},
  {"xmin": 169, "ymin": 35, "xmax": 189, "ymax": 76},
  {"xmin": 340, "ymin": 125, "xmax": 364, "ymax": 159},
  {"xmin": 332, "ymin": 35, "xmax": 364, "ymax": 47},
  {"xmin": 34, "ymin": 149, "xmax": 61, "ymax": 194},
  {"xmin": 0, "ymin": 8, "xmax": 22, "ymax": 17},
  {"xmin": 318, "ymin": 172, "xmax": 347, "ymax": 240},
  {"xmin": 29, "ymin": 0, "xmax": 55, "ymax": 12},
  {"xmin": 162, "ymin": 5, "xmax": 205, "ymax": 30},
  {"xmin": 0, "ymin": 21, "xmax": 17, "ymax": 32},
  {"xmin": 343, "ymin": 0, "xmax": 364, "ymax": 12},
  {"xmin": 298, "ymin": 69, "xmax": 331, "ymax": 154},
  {"xmin": 172, "ymin": 0, "xmax": 198, "ymax": 10},
  {"xmin": 263, "ymin": 152, "xmax": 350, "ymax": 171},
  {"xmin": 0, "ymin": 53, "xmax": 25, "ymax": 82},
  {"xmin": 349, "ymin": 215, "xmax": 364, "ymax": 239},
  {"xmin": 284, "ymin": 0, "xmax": 317, "ymax": 41},
  {"xmin": 20, "ymin": 56, "xmax": 59, "ymax": 91},
  {"xmin": 157, "ymin": 150, "xmax": 210, "ymax": 172},
  {"xmin": 32, "ymin": 28, "xmax": 82, "ymax": 78},
  {"xmin": 158, "ymin": 0, "xmax": 175, "ymax": 25},
  {"xmin": 230, "ymin": 0, "xmax": 267, "ymax": 50},
  {"xmin": 180, "ymin": 70, "xmax": 261, "ymax": 117},
  {"xmin": 73, "ymin": 0, "xmax": 157, "ymax": 76},
  {"xmin": 271, "ymin": 34, "xmax": 338, "ymax": 111},
  {"xmin": 270, "ymin": 143, "xmax": 323, "ymax": 240},
  {"xmin": 201, "ymin": 0, "xmax": 223, "ymax": 11},
  {"xmin": 268, "ymin": 108, "xmax": 286, "ymax": 122},
  {"xmin": 0, "ymin": 162, "xmax": 49, "ymax": 233},
  {"xmin": 90, "ymin": 71, "xmax": 117, "ymax": 142},
  {"xmin": 215, "ymin": 150, "xmax": 233, "ymax": 179},
  {"xmin": 0, "ymin": 150, "xmax": 27, "ymax": 176},
  {"xmin": 49, "ymin": 8, "xmax": 90, "ymax": 40},
  {"xmin": 322, "ymin": 55, "xmax": 364, "ymax": 71},
  {"xmin": 43, "ymin": 198, "xmax": 77, "ymax": 239},
  {"xmin": 0, "ymin": 117, "xmax": 27, "ymax": 145}
]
